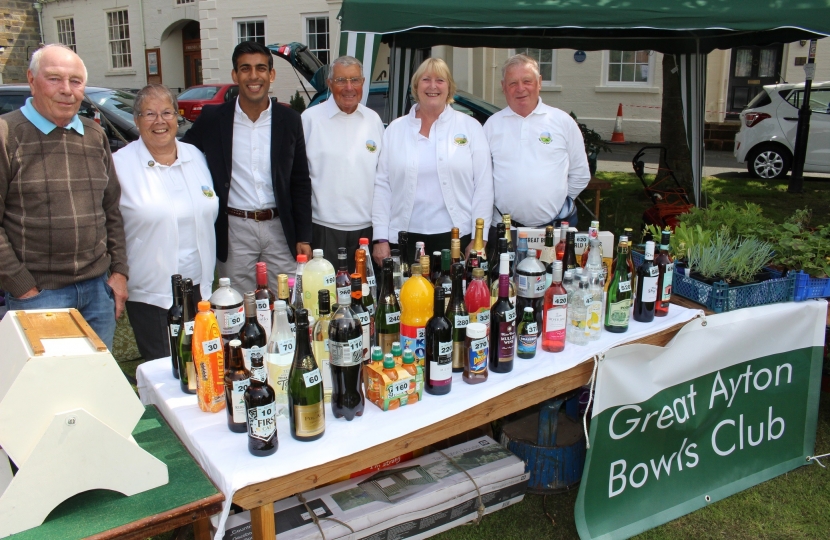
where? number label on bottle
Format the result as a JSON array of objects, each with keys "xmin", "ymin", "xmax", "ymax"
[
  {"xmin": 553, "ymin": 294, "xmax": 568, "ymax": 306},
  {"xmin": 666, "ymin": 263, "xmax": 674, "ymax": 273},
  {"xmin": 439, "ymin": 341, "xmax": 453, "ymax": 356},
  {"xmin": 471, "ymin": 337, "xmax": 488, "ymax": 352},
  {"xmin": 247, "ymin": 403, "xmax": 276, "ymax": 441},
  {"xmin": 619, "ymin": 280, "xmax": 632, "ymax": 293},
  {"xmin": 323, "ymin": 274, "xmax": 336, "ymax": 286},
  {"xmin": 476, "ymin": 310, "xmax": 491, "ymax": 325},
  {"xmin": 526, "ymin": 322, "xmax": 538, "ymax": 335},
  {"xmin": 583, "ymin": 295, "xmax": 593, "ymax": 306},
  {"xmin": 386, "ymin": 311, "xmax": 401, "ymax": 325},
  {"xmin": 454, "ymin": 314, "xmax": 470, "ymax": 328},
  {"xmin": 387, "ymin": 380, "xmax": 411, "ymax": 398},
  {"xmin": 504, "ymin": 308, "xmax": 516, "ymax": 322},
  {"xmin": 545, "ymin": 308, "xmax": 567, "ymax": 332},
  {"xmin": 575, "ymin": 233, "xmax": 589, "ymax": 250},
  {"xmin": 169, "ymin": 324, "xmax": 180, "ymax": 337},
  {"xmin": 367, "ymin": 276, "xmax": 376, "ymax": 287},
  {"xmin": 442, "ymin": 282, "xmax": 452, "ymax": 294},
  {"xmin": 648, "ymin": 266, "xmax": 659, "ymax": 277},
  {"xmin": 337, "ymin": 287, "xmax": 351, "ymax": 304},
  {"xmin": 224, "ymin": 311, "xmax": 244, "ymax": 328},
  {"xmin": 184, "ymin": 321, "xmax": 195, "ymax": 335},
  {"xmin": 534, "ymin": 278, "xmax": 547, "ymax": 294},
  {"xmin": 231, "ymin": 379, "xmax": 249, "ymax": 423},
  {"xmin": 201, "ymin": 338, "xmax": 221, "ymax": 355},
  {"xmin": 255, "ymin": 299, "xmax": 269, "ymax": 311},
  {"xmin": 303, "ymin": 368, "xmax": 322, "ymax": 388},
  {"xmin": 508, "ymin": 251, "xmax": 515, "ymax": 261},
  {"xmin": 277, "ymin": 338, "xmax": 295, "ymax": 355},
  {"xmin": 356, "ymin": 312, "xmax": 370, "ymax": 326}
]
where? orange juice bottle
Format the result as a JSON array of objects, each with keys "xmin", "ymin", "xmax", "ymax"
[
  {"xmin": 399, "ymin": 259, "xmax": 433, "ymax": 367},
  {"xmin": 193, "ymin": 300, "xmax": 226, "ymax": 413},
  {"xmin": 402, "ymin": 348, "xmax": 420, "ymax": 404},
  {"xmin": 382, "ymin": 353, "xmax": 398, "ymax": 381}
]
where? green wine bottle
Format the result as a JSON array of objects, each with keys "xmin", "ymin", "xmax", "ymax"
[
  {"xmin": 604, "ymin": 236, "xmax": 632, "ymax": 333},
  {"xmin": 374, "ymin": 258, "xmax": 401, "ymax": 354},
  {"xmin": 177, "ymin": 278, "xmax": 197, "ymax": 394},
  {"xmin": 288, "ymin": 309, "xmax": 326, "ymax": 441}
]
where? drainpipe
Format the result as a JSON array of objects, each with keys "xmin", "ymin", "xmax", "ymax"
[
  {"xmin": 138, "ymin": 0, "xmax": 148, "ymax": 85},
  {"xmin": 717, "ymin": 49, "xmax": 729, "ymax": 123},
  {"xmin": 32, "ymin": 2, "xmax": 44, "ymax": 44}
]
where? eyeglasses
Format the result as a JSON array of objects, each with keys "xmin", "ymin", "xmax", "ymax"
[
  {"xmin": 331, "ymin": 77, "xmax": 365, "ymax": 87},
  {"xmin": 139, "ymin": 110, "xmax": 177, "ymax": 121}
]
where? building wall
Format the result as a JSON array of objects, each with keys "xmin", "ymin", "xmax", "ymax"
[{"xmin": 0, "ymin": 1, "xmax": 41, "ymax": 84}]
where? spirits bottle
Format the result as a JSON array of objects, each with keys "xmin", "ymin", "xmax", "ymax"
[
  {"xmin": 562, "ymin": 268, "xmax": 575, "ymax": 297},
  {"xmin": 277, "ymin": 274, "xmax": 296, "ymax": 334},
  {"xmin": 209, "ymin": 277, "xmax": 244, "ymax": 347},
  {"xmin": 335, "ymin": 247, "xmax": 352, "ymax": 307},
  {"xmin": 566, "ymin": 273, "xmax": 591, "ymax": 346},
  {"xmin": 193, "ymin": 300, "xmax": 226, "ymax": 413},
  {"xmin": 562, "ymin": 231, "xmax": 579, "ymax": 271},
  {"xmin": 359, "ymin": 237, "xmax": 377, "ymax": 301},
  {"xmin": 350, "ymin": 274, "xmax": 372, "ymax": 362},
  {"xmin": 446, "ymin": 262, "xmax": 469, "ymax": 373},
  {"xmin": 555, "ymin": 221, "xmax": 569, "ymax": 261},
  {"xmin": 398, "ymin": 231, "xmax": 411, "ymax": 280},
  {"xmin": 254, "ymin": 262, "xmax": 277, "ymax": 341},
  {"xmin": 465, "ymin": 268, "xmax": 490, "ymax": 330},
  {"xmin": 224, "ymin": 339, "xmax": 251, "ymax": 433},
  {"xmin": 489, "ymin": 253, "xmax": 516, "ymax": 374},
  {"xmin": 490, "ymin": 238, "xmax": 516, "ymax": 306},
  {"xmin": 244, "ymin": 351, "xmax": 278, "ymax": 456},
  {"xmin": 303, "ymin": 249, "xmax": 336, "ymax": 318},
  {"xmin": 328, "ymin": 276, "xmax": 365, "ymax": 421},
  {"xmin": 399, "ymin": 262, "xmax": 433, "ymax": 366},
  {"xmin": 288, "ymin": 309, "xmax": 325, "ymax": 441},
  {"xmin": 515, "ymin": 247, "xmax": 546, "ymax": 330},
  {"xmin": 356, "ymin": 248, "xmax": 376, "ymax": 319},
  {"xmin": 312, "ymin": 290, "xmax": 333, "ymax": 403},
  {"xmin": 655, "ymin": 230, "xmax": 674, "ymax": 317},
  {"xmin": 633, "ymin": 241, "xmax": 658, "ymax": 323},
  {"xmin": 584, "ymin": 226, "xmax": 605, "ymax": 283},
  {"xmin": 517, "ymin": 306, "xmax": 539, "ymax": 359},
  {"xmin": 487, "ymin": 223, "xmax": 505, "ymax": 286},
  {"xmin": 463, "ymin": 322, "xmax": 488, "ymax": 384},
  {"xmin": 291, "ymin": 254, "xmax": 308, "ymax": 311},
  {"xmin": 177, "ymin": 278, "xmax": 197, "ymax": 394},
  {"xmin": 167, "ymin": 274, "xmax": 183, "ymax": 379},
  {"xmin": 239, "ymin": 291, "xmax": 267, "ymax": 371},
  {"xmin": 542, "ymin": 261, "xmax": 568, "ymax": 352},
  {"xmin": 425, "ymin": 287, "xmax": 452, "ymax": 395},
  {"xmin": 266, "ymin": 300, "xmax": 294, "ymax": 411},
  {"xmin": 604, "ymin": 237, "xmax": 632, "ymax": 333},
  {"xmin": 374, "ymin": 258, "xmax": 401, "ymax": 354}
]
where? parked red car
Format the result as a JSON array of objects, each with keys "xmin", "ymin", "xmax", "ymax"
[{"xmin": 177, "ymin": 84, "xmax": 238, "ymax": 121}]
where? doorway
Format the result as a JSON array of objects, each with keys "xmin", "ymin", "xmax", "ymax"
[
  {"xmin": 182, "ymin": 20, "xmax": 202, "ymax": 88},
  {"xmin": 726, "ymin": 44, "xmax": 784, "ymax": 118}
]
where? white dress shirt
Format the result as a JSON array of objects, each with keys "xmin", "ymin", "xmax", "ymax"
[
  {"xmin": 372, "ymin": 104, "xmax": 494, "ymax": 242},
  {"xmin": 114, "ymin": 138, "xmax": 219, "ymax": 308},
  {"xmin": 228, "ymin": 98, "xmax": 275, "ymax": 211},
  {"xmin": 413, "ymin": 132, "xmax": 455, "ymax": 234},
  {"xmin": 484, "ymin": 98, "xmax": 590, "ymax": 227},
  {"xmin": 301, "ymin": 97, "xmax": 385, "ymax": 230}
]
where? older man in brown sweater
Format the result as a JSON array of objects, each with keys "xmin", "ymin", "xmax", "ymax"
[{"xmin": 0, "ymin": 44, "xmax": 128, "ymax": 348}]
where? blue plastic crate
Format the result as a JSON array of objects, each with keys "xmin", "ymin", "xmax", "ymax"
[
  {"xmin": 792, "ymin": 271, "xmax": 830, "ymax": 301},
  {"xmin": 630, "ymin": 250, "xmax": 795, "ymax": 313}
]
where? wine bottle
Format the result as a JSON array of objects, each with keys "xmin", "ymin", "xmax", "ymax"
[
  {"xmin": 542, "ymin": 261, "xmax": 568, "ymax": 352},
  {"xmin": 177, "ymin": 278, "xmax": 197, "ymax": 394},
  {"xmin": 167, "ymin": 274, "xmax": 183, "ymax": 379},
  {"xmin": 356, "ymin": 248, "xmax": 376, "ymax": 319},
  {"xmin": 655, "ymin": 230, "xmax": 674, "ymax": 317},
  {"xmin": 555, "ymin": 221, "xmax": 569, "ymax": 261},
  {"xmin": 490, "ymin": 238, "xmax": 516, "ymax": 306},
  {"xmin": 437, "ymin": 249, "xmax": 452, "ymax": 306},
  {"xmin": 335, "ymin": 247, "xmax": 352, "ymax": 307},
  {"xmin": 562, "ymin": 230, "xmax": 579, "ymax": 271},
  {"xmin": 489, "ymin": 253, "xmax": 516, "ymax": 374},
  {"xmin": 539, "ymin": 226, "xmax": 556, "ymax": 271},
  {"xmin": 312, "ymin": 290, "xmax": 333, "ymax": 403},
  {"xmin": 266, "ymin": 300, "xmax": 294, "ymax": 410},
  {"xmin": 430, "ymin": 251, "xmax": 443, "ymax": 284},
  {"xmin": 277, "ymin": 273, "xmax": 296, "ymax": 334},
  {"xmin": 358, "ymin": 237, "xmax": 377, "ymax": 301},
  {"xmin": 375, "ymin": 258, "xmax": 401, "ymax": 354},
  {"xmin": 425, "ymin": 287, "xmax": 452, "ymax": 395},
  {"xmin": 239, "ymin": 291, "xmax": 267, "ymax": 370},
  {"xmin": 517, "ymin": 306, "xmax": 538, "ymax": 359},
  {"xmin": 224, "ymin": 339, "xmax": 251, "ymax": 433},
  {"xmin": 445, "ymin": 262, "xmax": 469, "ymax": 373},
  {"xmin": 288, "ymin": 309, "xmax": 325, "ymax": 441},
  {"xmin": 604, "ymin": 237, "xmax": 632, "ymax": 333},
  {"xmin": 255, "ymin": 262, "xmax": 277, "ymax": 340},
  {"xmin": 398, "ymin": 231, "xmax": 411, "ymax": 280},
  {"xmin": 244, "ymin": 351, "xmax": 278, "ymax": 456},
  {"xmin": 350, "ymin": 274, "xmax": 372, "ymax": 362},
  {"xmin": 633, "ymin": 241, "xmax": 658, "ymax": 323},
  {"xmin": 328, "ymin": 276, "xmax": 365, "ymax": 421},
  {"xmin": 486, "ymin": 222, "xmax": 505, "ymax": 274}
]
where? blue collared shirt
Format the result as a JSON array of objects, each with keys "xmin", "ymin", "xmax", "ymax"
[{"xmin": 20, "ymin": 97, "xmax": 85, "ymax": 135}]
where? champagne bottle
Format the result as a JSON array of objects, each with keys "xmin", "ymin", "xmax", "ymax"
[
  {"xmin": 328, "ymin": 276, "xmax": 365, "ymax": 421},
  {"xmin": 177, "ymin": 278, "xmax": 197, "ymax": 394},
  {"xmin": 502, "ymin": 214, "xmax": 514, "ymax": 261},
  {"xmin": 288, "ymin": 309, "xmax": 325, "ymax": 441},
  {"xmin": 244, "ymin": 351, "xmax": 278, "ymax": 456},
  {"xmin": 335, "ymin": 247, "xmax": 352, "ymax": 307},
  {"xmin": 604, "ymin": 237, "xmax": 632, "ymax": 333},
  {"xmin": 633, "ymin": 241, "xmax": 658, "ymax": 323},
  {"xmin": 239, "ymin": 291, "xmax": 267, "ymax": 370},
  {"xmin": 445, "ymin": 262, "xmax": 469, "ymax": 373},
  {"xmin": 254, "ymin": 262, "xmax": 277, "ymax": 340},
  {"xmin": 467, "ymin": 218, "xmax": 488, "ymax": 281},
  {"xmin": 655, "ymin": 230, "xmax": 674, "ymax": 317},
  {"xmin": 425, "ymin": 287, "xmax": 452, "ymax": 395},
  {"xmin": 490, "ymin": 253, "xmax": 516, "ymax": 374},
  {"xmin": 167, "ymin": 274, "xmax": 183, "ymax": 379},
  {"xmin": 277, "ymin": 274, "xmax": 296, "ymax": 334},
  {"xmin": 375, "ymin": 258, "xmax": 401, "ymax": 354},
  {"xmin": 398, "ymin": 231, "xmax": 411, "ymax": 280},
  {"xmin": 224, "ymin": 339, "xmax": 251, "ymax": 433}
]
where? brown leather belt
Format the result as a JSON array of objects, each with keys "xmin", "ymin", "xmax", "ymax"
[{"xmin": 226, "ymin": 207, "xmax": 278, "ymax": 221}]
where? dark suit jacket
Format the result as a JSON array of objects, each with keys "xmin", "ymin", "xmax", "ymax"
[{"xmin": 181, "ymin": 98, "xmax": 311, "ymax": 262}]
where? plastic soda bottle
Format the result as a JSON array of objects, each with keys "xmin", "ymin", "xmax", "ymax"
[
  {"xmin": 398, "ymin": 261, "xmax": 433, "ymax": 366},
  {"xmin": 193, "ymin": 300, "xmax": 226, "ymax": 413},
  {"xmin": 303, "ymin": 248, "xmax": 336, "ymax": 318}
]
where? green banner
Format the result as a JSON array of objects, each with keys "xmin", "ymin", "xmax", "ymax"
[{"xmin": 575, "ymin": 301, "xmax": 826, "ymax": 540}]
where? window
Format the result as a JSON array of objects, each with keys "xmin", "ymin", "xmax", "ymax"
[
  {"xmin": 786, "ymin": 89, "xmax": 830, "ymax": 114},
  {"xmin": 237, "ymin": 20, "xmax": 265, "ymax": 45},
  {"xmin": 56, "ymin": 18, "xmax": 76, "ymax": 52},
  {"xmin": 304, "ymin": 15, "xmax": 330, "ymax": 65},
  {"xmin": 0, "ymin": 92, "xmax": 28, "ymax": 115},
  {"xmin": 107, "ymin": 10, "xmax": 132, "ymax": 69},
  {"xmin": 606, "ymin": 50, "xmax": 652, "ymax": 85},
  {"xmin": 515, "ymin": 48, "xmax": 556, "ymax": 84}
]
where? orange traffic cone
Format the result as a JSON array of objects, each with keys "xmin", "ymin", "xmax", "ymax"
[{"xmin": 610, "ymin": 103, "xmax": 625, "ymax": 144}]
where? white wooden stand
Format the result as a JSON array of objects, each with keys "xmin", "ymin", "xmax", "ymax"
[{"xmin": 0, "ymin": 309, "xmax": 168, "ymax": 537}]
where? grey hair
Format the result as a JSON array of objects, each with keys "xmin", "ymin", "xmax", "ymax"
[
  {"xmin": 133, "ymin": 84, "xmax": 178, "ymax": 120},
  {"xmin": 29, "ymin": 43, "xmax": 88, "ymax": 81},
  {"xmin": 328, "ymin": 55, "xmax": 364, "ymax": 79},
  {"xmin": 501, "ymin": 54, "xmax": 540, "ymax": 81}
]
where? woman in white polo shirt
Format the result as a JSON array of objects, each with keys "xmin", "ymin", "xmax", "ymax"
[
  {"xmin": 371, "ymin": 58, "xmax": 494, "ymax": 265},
  {"xmin": 113, "ymin": 84, "xmax": 218, "ymax": 361}
]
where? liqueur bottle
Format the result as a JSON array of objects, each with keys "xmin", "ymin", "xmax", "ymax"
[
  {"xmin": 655, "ymin": 230, "xmax": 674, "ymax": 317},
  {"xmin": 328, "ymin": 276, "xmax": 365, "ymax": 421},
  {"xmin": 350, "ymin": 274, "xmax": 372, "ymax": 362},
  {"xmin": 425, "ymin": 287, "xmax": 452, "ymax": 395},
  {"xmin": 542, "ymin": 261, "xmax": 568, "ymax": 352},
  {"xmin": 209, "ymin": 277, "xmax": 244, "ymax": 346},
  {"xmin": 266, "ymin": 301, "xmax": 295, "ymax": 410},
  {"xmin": 446, "ymin": 262, "xmax": 469, "ymax": 373},
  {"xmin": 399, "ymin": 262, "xmax": 433, "ymax": 366},
  {"xmin": 177, "ymin": 278, "xmax": 197, "ymax": 394},
  {"xmin": 277, "ymin": 273, "xmax": 296, "ymax": 334},
  {"xmin": 562, "ymin": 231, "xmax": 579, "ymax": 271},
  {"xmin": 244, "ymin": 351, "xmax": 278, "ymax": 456},
  {"xmin": 358, "ymin": 237, "xmax": 377, "ymax": 301},
  {"xmin": 555, "ymin": 221, "xmax": 569, "ymax": 261},
  {"xmin": 604, "ymin": 237, "xmax": 632, "ymax": 333},
  {"xmin": 288, "ymin": 309, "xmax": 325, "ymax": 441},
  {"xmin": 193, "ymin": 300, "xmax": 226, "ymax": 413},
  {"xmin": 465, "ymin": 268, "xmax": 491, "ymax": 330},
  {"xmin": 450, "ymin": 239, "xmax": 462, "ymax": 266},
  {"xmin": 489, "ymin": 253, "xmax": 516, "ymax": 374},
  {"xmin": 224, "ymin": 339, "xmax": 251, "ymax": 433},
  {"xmin": 633, "ymin": 241, "xmax": 658, "ymax": 323},
  {"xmin": 239, "ymin": 291, "xmax": 267, "ymax": 370},
  {"xmin": 254, "ymin": 262, "xmax": 277, "ymax": 340},
  {"xmin": 490, "ymin": 238, "xmax": 516, "ymax": 306},
  {"xmin": 374, "ymin": 258, "xmax": 401, "ymax": 354},
  {"xmin": 517, "ymin": 307, "xmax": 539, "ymax": 359},
  {"xmin": 335, "ymin": 247, "xmax": 352, "ymax": 307},
  {"xmin": 398, "ymin": 231, "xmax": 411, "ymax": 280},
  {"xmin": 312, "ymin": 290, "xmax": 333, "ymax": 402},
  {"xmin": 167, "ymin": 274, "xmax": 183, "ymax": 379},
  {"xmin": 463, "ymin": 322, "xmax": 488, "ymax": 384}
]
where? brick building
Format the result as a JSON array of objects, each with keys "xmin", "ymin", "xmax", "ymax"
[{"xmin": 0, "ymin": 2, "xmax": 42, "ymax": 84}]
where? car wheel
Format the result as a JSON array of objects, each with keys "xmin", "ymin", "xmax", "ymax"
[{"xmin": 746, "ymin": 144, "xmax": 791, "ymax": 179}]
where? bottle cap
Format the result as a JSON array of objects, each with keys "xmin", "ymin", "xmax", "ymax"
[
  {"xmin": 288, "ymin": 277, "xmax": 295, "ymax": 288},
  {"xmin": 359, "ymin": 237, "xmax": 369, "ymax": 245},
  {"xmin": 256, "ymin": 262, "xmax": 266, "ymax": 273},
  {"xmin": 645, "ymin": 240, "xmax": 655, "ymax": 260},
  {"xmin": 297, "ymin": 254, "xmax": 308, "ymax": 263},
  {"xmin": 500, "ymin": 252, "xmax": 510, "ymax": 274},
  {"xmin": 391, "ymin": 341, "xmax": 402, "ymax": 355},
  {"xmin": 218, "ymin": 277, "xmax": 230, "ymax": 287},
  {"xmin": 383, "ymin": 353, "xmax": 396, "ymax": 369},
  {"xmin": 313, "ymin": 249, "xmax": 324, "ymax": 258},
  {"xmin": 524, "ymin": 306, "xmax": 534, "ymax": 313},
  {"xmin": 197, "ymin": 300, "xmax": 211, "ymax": 311},
  {"xmin": 519, "ymin": 231, "xmax": 528, "ymax": 238},
  {"xmin": 561, "ymin": 221, "xmax": 569, "ymax": 228},
  {"xmin": 371, "ymin": 346, "xmax": 383, "ymax": 362},
  {"xmin": 472, "ymin": 268, "xmax": 485, "ymax": 278},
  {"xmin": 466, "ymin": 322, "xmax": 487, "ymax": 339},
  {"xmin": 274, "ymin": 300, "xmax": 287, "ymax": 310},
  {"xmin": 229, "ymin": 339, "xmax": 241, "ymax": 347},
  {"xmin": 402, "ymin": 349, "xmax": 415, "ymax": 364},
  {"xmin": 527, "ymin": 248, "xmax": 537, "ymax": 258},
  {"xmin": 390, "ymin": 249, "xmax": 400, "ymax": 257},
  {"xmin": 411, "ymin": 264, "xmax": 422, "ymax": 275}
]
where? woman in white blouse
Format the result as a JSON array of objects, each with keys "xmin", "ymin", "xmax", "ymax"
[
  {"xmin": 113, "ymin": 84, "xmax": 218, "ymax": 360},
  {"xmin": 371, "ymin": 58, "xmax": 494, "ymax": 265}
]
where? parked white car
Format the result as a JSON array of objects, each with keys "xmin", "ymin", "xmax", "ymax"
[{"xmin": 734, "ymin": 81, "xmax": 830, "ymax": 179}]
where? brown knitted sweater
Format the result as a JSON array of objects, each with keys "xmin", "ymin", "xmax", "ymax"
[{"xmin": 0, "ymin": 109, "xmax": 128, "ymax": 297}]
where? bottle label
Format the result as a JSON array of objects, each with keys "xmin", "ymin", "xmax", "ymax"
[
  {"xmin": 540, "ymin": 246, "xmax": 555, "ymax": 264},
  {"xmin": 442, "ymin": 282, "xmax": 452, "ymax": 294},
  {"xmin": 473, "ymin": 308, "xmax": 490, "ymax": 326},
  {"xmin": 641, "ymin": 276, "xmax": 659, "ymax": 302},
  {"xmin": 575, "ymin": 233, "xmax": 589, "ymax": 251},
  {"xmin": 329, "ymin": 336, "xmax": 363, "ymax": 366},
  {"xmin": 216, "ymin": 307, "xmax": 244, "ymax": 335},
  {"xmin": 323, "ymin": 273, "xmax": 336, "ymax": 286},
  {"xmin": 231, "ymin": 379, "xmax": 250, "ymax": 423},
  {"xmin": 525, "ymin": 322, "xmax": 538, "ymax": 335},
  {"xmin": 518, "ymin": 333, "xmax": 538, "ymax": 355},
  {"xmin": 266, "ymin": 360, "xmax": 290, "ymax": 399},
  {"xmin": 361, "ymin": 322, "xmax": 371, "ymax": 360},
  {"xmin": 337, "ymin": 287, "xmax": 351, "ymax": 304},
  {"xmin": 169, "ymin": 324, "xmax": 180, "ymax": 337},
  {"xmin": 504, "ymin": 308, "xmax": 516, "ymax": 322},
  {"xmin": 385, "ymin": 311, "xmax": 401, "ymax": 325},
  {"xmin": 498, "ymin": 321, "xmax": 516, "ymax": 359},
  {"xmin": 277, "ymin": 338, "xmax": 295, "ymax": 356},
  {"xmin": 242, "ymin": 345, "xmax": 264, "ymax": 369},
  {"xmin": 367, "ymin": 303, "xmax": 375, "ymax": 316},
  {"xmin": 387, "ymin": 379, "xmax": 412, "ymax": 399},
  {"xmin": 587, "ymin": 302, "xmax": 602, "ymax": 331},
  {"xmin": 367, "ymin": 275, "xmax": 376, "ymax": 288},
  {"xmin": 293, "ymin": 402, "xmax": 325, "ymax": 437},
  {"xmin": 255, "ymin": 299, "xmax": 269, "ymax": 311},
  {"xmin": 583, "ymin": 295, "xmax": 593, "ymax": 306},
  {"xmin": 454, "ymin": 314, "xmax": 470, "ymax": 328},
  {"xmin": 479, "ymin": 260, "xmax": 489, "ymax": 272},
  {"xmin": 250, "ymin": 364, "xmax": 267, "ymax": 383},
  {"xmin": 648, "ymin": 266, "xmax": 659, "ymax": 278},
  {"xmin": 201, "ymin": 337, "xmax": 221, "ymax": 356},
  {"xmin": 400, "ymin": 324, "xmax": 426, "ymax": 361},
  {"xmin": 356, "ymin": 312, "xmax": 370, "ymax": 326},
  {"xmin": 247, "ymin": 402, "xmax": 276, "ymax": 441},
  {"xmin": 662, "ymin": 264, "xmax": 674, "ymax": 301},
  {"xmin": 430, "ymin": 357, "xmax": 452, "ymax": 382},
  {"xmin": 257, "ymin": 310, "xmax": 272, "ymax": 339},
  {"xmin": 607, "ymin": 300, "xmax": 630, "ymax": 327},
  {"xmin": 545, "ymin": 308, "xmax": 567, "ymax": 332},
  {"xmin": 468, "ymin": 337, "xmax": 488, "ymax": 373},
  {"xmin": 553, "ymin": 293, "xmax": 568, "ymax": 306},
  {"xmin": 517, "ymin": 275, "xmax": 546, "ymax": 298},
  {"xmin": 184, "ymin": 321, "xmax": 195, "ymax": 335},
  {"xmin": 508, "ymin": 251, "xmax": 515, "ymax": 261},
  {"xmin": 619, "ymin": 280, "xmax": 632, "ymax": 293},
  {"xmin": 303, "ymin": 368, "xmax": 322, "ymax": 388},
  {"xmin": 379, "ymin": 333, "xmax": 397, "ymax": 354},
  {"xmin": 438, "ymin": 341, "xmax": 453, "ymax": 357}
]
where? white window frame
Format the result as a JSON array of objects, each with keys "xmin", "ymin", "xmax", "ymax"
[
  {"xmin": 302, "ymin": 13, "xmax": 330, "ymax": 66},
  {"xmin": 511, "ymin": 48, "xmax": 558, "ymax": 88},
  {"xmin": 105, "ymin": 9, "xmax": 133, "ymax": 71},
  {"xmin": 56, "ymin": 17, "xmax": 76, "ymax": 52},
  {"xmin": 601, "ymin": 50, "xmax": 655, "ymax": 87},
  {"xmin": 235, "ymin": 17, "xmax": 267, "ymax": 46}
]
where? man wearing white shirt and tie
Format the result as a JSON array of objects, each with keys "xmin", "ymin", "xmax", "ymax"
[{"xmin": 484, "ymin": 54, "xmax": 590, "ymax": 232}]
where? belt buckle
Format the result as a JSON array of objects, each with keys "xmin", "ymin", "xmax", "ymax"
[{"xmin": 254, "ymin": 210, "xmax": 264, "ymax": 222}]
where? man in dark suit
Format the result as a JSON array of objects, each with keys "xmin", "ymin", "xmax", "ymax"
[{"xmin": 182, "ymin": 41, "xmax": 312, "ymax": 293}]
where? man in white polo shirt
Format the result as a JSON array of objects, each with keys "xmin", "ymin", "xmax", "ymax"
[
  {"xmin": 302, "ymin": 55, "xmax": 385, "ymax": 271},
  {"xmin": 484, "ymin": 54, "xmax": 590, "ymax": 231}
]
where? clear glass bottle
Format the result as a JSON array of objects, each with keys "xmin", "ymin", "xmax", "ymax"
[
  {"xmin": 566, "ymin": 273, "xmax": 591, "ymax": 346},
  {"xmin": 209, "ymin": 277, "xmax": 244, "ymax": 346},
  {"xmin": 266, "ymin": 300, "xmax": 294, "ymax": 415},
  {"xmin": 587, "ymin": 270, "xmax": 603, "ymax": 341},
  {"xmin": 359, "ymin": 237, "xmax": 377, "ymax": 301},
  {"xmin": 291, "ymin": 254, "xmax": 308, "ymax": 310},
  {"xmin": 312, "ymin": 290, "xmax": 333, "ymax": 403}
]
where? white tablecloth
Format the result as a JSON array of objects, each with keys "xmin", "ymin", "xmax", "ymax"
[{"xmin": 137, "ymin": 305, "xmax": 700, "ymax": 539}]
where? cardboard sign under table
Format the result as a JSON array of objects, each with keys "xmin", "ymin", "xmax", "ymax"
[{"xmin": 137, "ymin": 305, "xmax": 700, "ymax": 540}]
